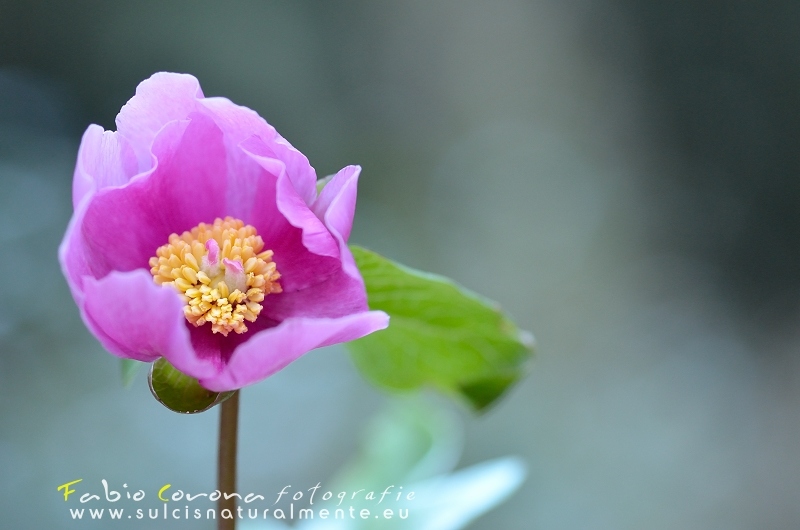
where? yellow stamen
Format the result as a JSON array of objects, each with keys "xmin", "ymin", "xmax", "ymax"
[{"xmin": 148, "ymin": 217, "xmax": 282, "ymax": 336}]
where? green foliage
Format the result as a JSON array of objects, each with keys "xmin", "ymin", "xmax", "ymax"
[
  {"xmin": 347, "ymin": 246, "xmax": 533, "ymax": 411},
  {"xmin": 148, "ymin": 357, "xmax": 234, "ymax": 414}
]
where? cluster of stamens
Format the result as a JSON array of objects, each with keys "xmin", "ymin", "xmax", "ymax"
[{"xmin": 149, "ymin": 217, "xmax": 282, "ymax": 336}]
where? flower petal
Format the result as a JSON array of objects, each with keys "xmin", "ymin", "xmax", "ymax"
[
  {"xmin": 260, "ymin": 165, "xmax": 373, "ymax": 322},
  {"xmin": 59, "ymin": 197, "xmax": 92, "ymax": 304},
  {"xmin": 200, "ymin": 96, "xmax": 318, "ymax": 205},
  {"xmin": 238, "ymin": 136, "xmax": 343, "ymax": 292},
  {"xmin": 115, "ymin": 72, "xmax": 203, "ymax": 170},
  {"xmin": 81, "ymin": 270, "xmax": 218, "ymax": 379},
  {"xmin": 315, "ymin": 165, "xmax": 364, "ymax": 282},
  {"xmin": 80, "ymin": 113, "xmax": 228, "ymax": 277},
  {"xmin": 260, "ymin": 266, "xmax": 370, "ymax": 321},
  {"xmin": 312, "ymin": 164, "xmax": 361, "ymax": 242},
  {"xmin": 198, "ymin": 311, "xmax": 390, "ymax": 391},
  {"xmin": 72, "ymin": 125, "xmax": 139, "ymax": 208}
]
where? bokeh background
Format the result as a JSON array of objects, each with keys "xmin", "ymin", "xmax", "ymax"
[{"xmin": 2, "ymin": 1, "xmax": 800, "ymax": 528}]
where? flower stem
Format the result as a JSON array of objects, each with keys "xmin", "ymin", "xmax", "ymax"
[{"xmin": 218, "ymin": 390, "xmax": 240, "ymax": 530}]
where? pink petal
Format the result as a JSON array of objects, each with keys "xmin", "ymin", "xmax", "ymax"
[
  {"xmin": 198, "ymin": 311, "xmax": 390, "ymax": 391},
  {"xmin": 200, "ymin": 97, "xmax": 318, "ymax": 205},
  {"xmin": 260, "ymin": 165, "xmax": 372, "ymax": 322},
  {"xmin": 81, "ymin": 270, "xmax": 218, "ymax": 379},
  {"xmin": 115, "ymin": 72, "xmax": 203, "ymax": 170},
  {"xmin": 239, "ymin": 136, "xmax": 337, "ymax": 257},
  {"xmin": 312, "ymin": 164, "xmax": 368, "ymax": 284},
  {"xmin": 312, "ymin": 165, "xmax": 361, "ymax": 242},
  {"xmin": 237, "ymin": 136, "xmax": 343, "ymax": 292},
  {"xmin": 59, "ymin": 198, "xmax": 92, "ymax": 305},
  {"xmin": 80, "ymin": 113, "xmax": 228, "ymax": 277},
  {"xmin": 72, "ymin": 125, "xmax": 139, "ymax": 208},
  {"xmin": 259, "ymin": 266, "xmax": 369, "ymax": 321}
]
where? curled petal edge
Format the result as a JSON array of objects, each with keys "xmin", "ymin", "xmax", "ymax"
[{"xmin": 199, "ymin": 310, "xmax": 390, "ymax": 391}]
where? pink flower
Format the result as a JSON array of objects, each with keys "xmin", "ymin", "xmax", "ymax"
[{"xmin": 59, "ymin": 72, "xmax": 389, "ymax": 391}]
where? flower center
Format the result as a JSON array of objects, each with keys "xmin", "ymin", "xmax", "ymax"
[{"xmin": 149, "ymin": 217, "xmax": 282, "ymax": 336}]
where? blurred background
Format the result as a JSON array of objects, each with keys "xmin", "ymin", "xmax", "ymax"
[{"xmin": 1, "ymin": 1, "xmax": 800, "ymax": 528}]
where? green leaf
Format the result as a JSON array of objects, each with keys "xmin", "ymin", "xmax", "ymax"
[
  {"xmin": 148, "ymin": 358, "xmax": 234, "ymax": 414},
  {"xmin": 346, "ymin": 246, "xmax": 534, "ymax": 411},
  {"xmin": 121, "ymin": 359, "xmax": 143, "ymax": 388}
]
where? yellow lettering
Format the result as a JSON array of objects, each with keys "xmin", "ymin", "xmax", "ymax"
[
  {"xmin": 57, "ymin": 479, "xmax": 82, "ymax": 501},
  {"xmin": 158, "ymin": 484, "xmax": 171, "ymax": 502}
]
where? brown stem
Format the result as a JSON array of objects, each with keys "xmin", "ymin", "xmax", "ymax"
[{"xmin": 218, "ymin": 391, "xmax": 240, "ymax": 530}]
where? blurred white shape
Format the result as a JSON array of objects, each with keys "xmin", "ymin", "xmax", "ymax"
[
  {"xmin": 398, "ymin": 457, "xmax": 527, "ymax": 530},
  {"xmin": 242, "ymin": 457, "xmax": 526, "ymax": 530},
  {"xmin": 241, "ymin": 399, "xmax": 526, "ymax": 530}
]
